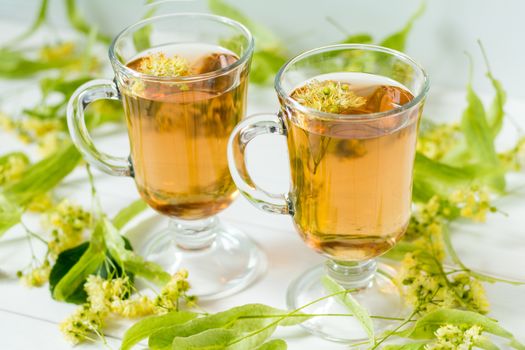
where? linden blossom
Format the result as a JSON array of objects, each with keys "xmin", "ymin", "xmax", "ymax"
[
  {"xmin": 291, "ymin": 79, "xmax": 367, "ymax": 114},
  {"xmin": 136, "ymin": 52, "xmax": 191, "ymax": 77}
]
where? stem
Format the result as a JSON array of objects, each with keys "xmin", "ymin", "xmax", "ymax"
[
  {"xmin": 237, "ymin": 313, "xmax": 410, "ymax": 322},
  {"xmin": 442, "ymin": 223, "xmax": 525, "ymax": 285},
  {"xmin": 86, "ymin": 164, "xmax": 102, "ymax": 216},
  {"xmin": 369, "ymin": 311, "xmax": 417, "ymax": 349}
]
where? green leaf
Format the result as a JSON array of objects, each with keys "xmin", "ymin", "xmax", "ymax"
[
  {"xmin": 208, "ymin": 0, "xmax": 281, "ymax": 51},
  {"xmin": 379, "ymin": 2, "xmax": 425, "ymax": 51},
  {"xmin": 249, "ymin": 49, "xmax": 288, "ymax": 85},
  {"xmin": 102, "ymin": 217, "xmax": 170, "ymax": 285},
  {"xmin": 461, "ymin": 77, "xmax": 505, "ymax": 191},
  {"xmin": 3, "ymin": 143, "xmax": 81, "ymax": 206},
  {"xmin": 383, "ymin": 343, "xmax": 428, "ymax": 350},
  {"xmin": 255, "ymin": 339, "xmax": 287, "ymax": 350},
  {"xmin": 149, "ymin": 304, "xmax": 300, "ymax": 350},
  {"xmin": 398, "ymin": 308, "xmax": 513, "ymax": 339},
  {"xmin": 475, "ymin": 336, "xmax": 501, "ymax": 350},
  {"xmin": 0, "ymin": 48, "xmax": 77, "ymax": 79},
  {"xmin": 321, "ymin": 276, "xmax": 374, "ymax": 342},
  {"xmin": 64, "ymin": 0, "xmax": 111, "ymax": 44},
  {"xmin": 341, "ymin": 33, "xmax": 374, "ymax": 44},
  {"xmin": 0, "ymin": 194, "xmax": 23, "ymax": 237},
  {"xmin": 383, "ymin": 241, "xmax": 419, "ymax": 261},
  {"xmin": 120, "ymin": 311, "xmax": 198, "ymax": 350},
  {"xmin": 49, "ymin": 242, "xmax": 90, "ymax": 304},
  {"xmin": 477, "ymin": 41, "xmax": 507, "ymax": 139},
  {"xmin": 112, "ymin": 199, "xmax": 148, "ymax": 230},
  {"xmin": 132, "ymin": 0, "xmax": 157, "ymax": 52},
  {"xmin": 52, "ymin": 220, "xmax": 106, "ymax": 301},
  {"xmin": 171, "ymin": 329, "xmax": 240, "ymax": 350},
  {"xmin": 3, "ymin": 0, "xmax": 49, "ymax": 47},
  {"xmin": 49, "ymin": 237, "xmax": 135, "ymax": 304},
  {"xmin": 208, "ymin": 0, "xmax": 288, "ymax": 85}
]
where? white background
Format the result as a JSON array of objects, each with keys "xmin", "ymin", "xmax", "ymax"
[
  {"xmin": 1, "ymin": 0, "xmax": 525, "ymax": 97},
  {"xmin": 0, "ymin": 1, "xmax": 525, "ymax": 349}
]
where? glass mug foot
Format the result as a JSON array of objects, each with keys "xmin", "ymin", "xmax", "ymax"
[
  {"xmin": 286, "ymin": 260, "xmax": 405, "ymax": 343},
  {"xmin": 141, "ymin": 216, "xmax": 266, "ymax": 300}
]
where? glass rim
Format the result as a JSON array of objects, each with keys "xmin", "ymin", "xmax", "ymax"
[
  {"xmin": 108, "ymin": 12, "xmax": 254, "ymax": 83},
  {"xmin": 274, "ymin": 44, "xmax": 430, "ymax": 120}
]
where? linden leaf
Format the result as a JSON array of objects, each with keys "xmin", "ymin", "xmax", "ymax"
[
  {"xmin": 120, "ymin": 311, "xmax": 198, "ymax": 350},
  {"xmin": 321, "ymin": 276, "xmax": 374, "ymax": 343}
]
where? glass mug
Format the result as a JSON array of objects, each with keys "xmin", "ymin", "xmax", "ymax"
[
  {"xmin": 67, "ymin": 13, "xmax": 265, "ymax": 300},
  {"xmin": 228, "ymin": 44, "xmax": 429, "ymax": 341}
]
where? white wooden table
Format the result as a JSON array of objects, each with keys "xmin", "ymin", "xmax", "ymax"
[{"xmin": 0, "ymin": 20, "xmax": 524, "ymax": 350}]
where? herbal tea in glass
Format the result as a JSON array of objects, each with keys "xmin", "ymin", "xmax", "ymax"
[
  {"xmin": 228, "ymin": 44, "xmax": 429, "ymax": 342},
  {"xmin": 286, "ymin": 73, "xmax": 416, "ymax": 261},
  {"xmin": 68, "ymin": 13, "xmax": 264, "ymax": 300},
  {"xmin": 123, "ymin": 44, "xmax": 246, "ymax": 220}
]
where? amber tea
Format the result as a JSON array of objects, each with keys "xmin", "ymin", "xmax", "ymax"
[
  {"xmin": 285, "ymin": 72, "xmax": 417, "ymax": 261},
  {"xmin": 122, "ymin": 43, "xmax": 247, "ymax": 220}
]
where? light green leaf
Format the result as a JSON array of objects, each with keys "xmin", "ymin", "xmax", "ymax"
[
  {"xmin": 379, "ymin": 2, "xmax": 425, "ymax": 51},
  {"xmin": 52, "ymin": 220, "xmax": 106, "ymax": 301},
  {"xmin": 102, "ymin": 217, "xmax": 170, "ymax": 285},
  {"xmin": 132, "ymin": 0, "xmax": 157, "ymax": 52},
  {"xmin": 461, "ymin": 78, "xmax": 505, "ymax": 191},
  {"xmin": 3, "ymin": 0, "xmax": 49, "ymax": 46},
  {"xmin": 112, "ymin": 199, "xmax": 148, "ymax": 230},
  {"xmin": 341, "ymin": 33, "xmax": 374, "ymax": 44},
  {"xmin": 398, "ymin": 308, "xmax": 513, "ymax": 339},
  {"xmin": 208, "ymin": 0, "xmax": 281, "ymax": 51},
  {"xmin": 0, "ymin": 194, "xmax": 23, "ymax": 237},
  {"xmin": 475, "ymin": 336, "xmax": 501, "ymax": 350},
  {"xmin": 255, "ymin": 339, "xmax": 287, "ymax": 350},
  {"xmin": 120, "ymin": 311, "xmax": 198, "ymax": 350},
  {"xmin": 321, "ymin": 275, "xmax": 374, "ymax": 342},
  {"xmin": 3, "ymin": 143, "xmax": 81, "ymax": 206},
  {"xmin": 172, "ymin": 328, "xmax": 239, "ymax": 350},
  {"xmin": 383, "ymin": 343, "xmax": 427, "ymax": 350},
  {"xmin": 149, "ymin": 304, "xmax": 301, "ymax": 350},
  {"xmin": 64, "ymin": 0, "xmax": 111, "ymax": 43}
]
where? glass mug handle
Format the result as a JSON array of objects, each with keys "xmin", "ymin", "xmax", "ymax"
[
  {"xmin": 67, "ymin": 79, "xmax": 132, "ymax": 177},
  {"xmin": 227, "ymin": 113, "xmax": 290, "ymax": 215}
]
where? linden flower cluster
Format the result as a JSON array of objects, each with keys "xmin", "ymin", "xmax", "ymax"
[
  {"xmin": 0, "ymin": 153, "xmax": 29, "ymax": 185},
  {"xmin": 45, "ymin": 199, "xmax": 92, "ymax": 259},
  {"xmin": 417, "ymin": 122, "xmax": 461, "ymax": 161},
  {"xmin": 499, "ymin": 137, "xmax": 525, "ymax": 171},
  {"xmin": 448, "ymin": 186, "xmax": 495, "ymax": 222},
  {"xmin": 18, "ymin": 261, "xmax": 51, "ymax": 287},
  {"xmin": 61, "ymin": 270, "xmax": 195, "ymax": 344},
  {"xmin": 137, "ymin": 52, "xmax": 191, "ymax": 77},
  {"xmin": 425, "ymin": 324, "xmax": 483, "ymax": 350},
  {"xmin": 291, "ymin": 79, "xmax": 367, "ymax": 114},
  {"xmin": 399, "ymin": 253, "xmax": 490, "ymax": 315}
]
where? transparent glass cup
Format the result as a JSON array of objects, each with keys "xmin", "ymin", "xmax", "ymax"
[
  {"xmin": 67, "ymin": 13, "xmax": 265, "ymax": 300},
  {"xmin": 228, "ymin": 44, "xmax": 429, "ymax": 341}
]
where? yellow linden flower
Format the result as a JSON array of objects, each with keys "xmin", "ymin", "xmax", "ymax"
[
  {"xmin": 137, "ymin": 52, "xmax": 190, "ymax": 77},
  {"xmin": 21, "ymin": 117, "xmax": 61, "ymax": 137},
  {"xmin": 417, "ymin": 123, "xmax": 461, "ymax": 161},
  {"xmin": 291, "ymin": 79, "xmax": 367, "ymax": 114},
  {"xmin": 45, "ymin": 199, "xmax": 91, "ymax": 258},
  {"xmin": 40, "ymin": 42, "xmax": 76, "ymax": 61},
  {"xmin": 27, "ymin": 192, "xmax": 55, "ymax": 212},
  {"xmin": 60, "ymin": 304, "xmax": 106, "ymax": 344},
  {"xmin": 0, "ymin": 153, "xmax": 29, "ymax": 185},
  {"xmin": 19, "ymin": 263, "xmax": 51, "ymax": 287},
  {"xmin": 0, "ymin": 112, "xmax": 14, "ymax": 130},
  {"xmin": 38, "ymin": 132, "xmax": 63, "ymax": 157}
]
